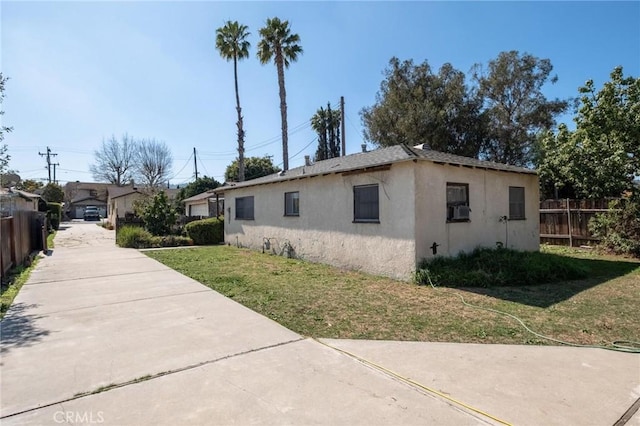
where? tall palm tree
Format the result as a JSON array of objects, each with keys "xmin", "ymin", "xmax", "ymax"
[
  {"xmin": 257, "ymin": 17, "xmax": 303, "ymax": 171},
  {"xmin": 216, "ymin": 21, "xmax": 250, "ymax": 182}
]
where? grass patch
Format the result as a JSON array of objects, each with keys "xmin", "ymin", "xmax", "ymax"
[
  {"xmin": 145, "ymin": 245, "xmax": 640, "ymax": 346},
  {"xmin": 47, "ymin": 230, "xmax": 56, "ymax": 248},
  {"xmin": 416, "ymin": 247, "xmax": 589, "ymax": 287},
  {"xmin": 1, "ymin": 259, "xmax": 39, "ymax": 319}
]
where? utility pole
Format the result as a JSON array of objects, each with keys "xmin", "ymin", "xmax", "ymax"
[
  {"xmin": 193, "ymin": 147, "xmax": 198, "ymax": 180},
  {"xmin": 52, "ymin": 163, "xmax": 60, "ymax": 185},
  {"xmin": 38, "ymin": 147, "xmax": 58, "ymax": 183},
  {"xmin": 340, "ymin": 96, "xmax": 346, "ymax": 157}
]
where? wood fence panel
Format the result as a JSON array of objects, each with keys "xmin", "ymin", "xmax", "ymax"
[
  {"xmin": 539, "ymin": 198, "xmax": 617, "ymax": 247},
  {"xmin": 1, "ymin": 211, "xmax": 46, "ymax": 279},
  {"xmin": 1, "ymin": 217, "xmax": 15, "ymax": 277}
]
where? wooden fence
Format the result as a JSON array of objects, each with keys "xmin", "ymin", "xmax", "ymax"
[
  {"xmin": 539, "ymin": 198, "xmax": 617, "ymax": 247},
  {"xmin": 1, "ymin": 211, "xmax": 47, "ymax": 279}
]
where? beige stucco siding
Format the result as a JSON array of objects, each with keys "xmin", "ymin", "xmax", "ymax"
[
  {"xmin": 224, "ymin": 162, "xmax": 417, "ymax": 280},
  {"xmin": 414, "ymin": 161, "xmax": 539, "ymax": 263},
  {"xmin": 186, "ymin": 201, "xmax": 208, "ymax": 217}
]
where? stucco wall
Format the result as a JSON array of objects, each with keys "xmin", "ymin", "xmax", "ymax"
[
  {"xmin": 223, "ymin": 162, "xmax": 417, "ymax": 280},
  {"xmin": 187, "ymin": 201, "xmax": 208, "ymax": 217},
  {"xmin": 414, "ymin": 161, "xmax": 539, "ymax": 264},
  {"xmin": 108, "ymin": 193, "xmax": 142, "ymax": 224}
]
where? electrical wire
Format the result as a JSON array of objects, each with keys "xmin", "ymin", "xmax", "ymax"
[
  {"xmin": 197, "ymin": 156, "xmax": 210, "ymax": 177},
  {"xmin": 274, "ymin": 138, "xmax": 316, "ymax": 168},
  {"xmin": 314, "ymin": 339, "xmax": 513, "ymax": 426},
  {"xmin": 199, "ymin": 120, "xmax": 312, "ymax": 157},
  {"xmin": 423, "ymin": 271, "xmax": 640, "ymax": 354},
  {"xmin": 167, "ymin": 151, "xmax": 193, "ymax": 181}
]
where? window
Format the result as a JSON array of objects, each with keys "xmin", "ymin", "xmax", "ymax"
[
  {"xmin": 284, "ymin": 191, "xmax": 299, "ymax": 216},
  {"xmin": 354, "ymin": 184, "xmax": 379, "ymax": 222},
  {"xmin": 446, "ymin": 183, "xmax": 470, "ymax": 222},
  {"xmin": 235, "ymin": 196, "xmax": 254, "ymax": 220},
  {"xmin": 509, "ymin": 186, "xmax": 525, "ymax": 220}
]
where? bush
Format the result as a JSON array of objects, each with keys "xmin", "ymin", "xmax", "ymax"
[
  {"xmin": 47, "ymin": 202, "xmax": 62, "ymax": 230},
  {"xmin": 141, "ymin": 191, "xmax": 177, "ymax": 236},
  {"xmin": 416, "ymin": 247, "xmax": 589, "ymax": 287},
  {"xmin": 156, "ymin": 235, "xmax": 193, "ymax": 247},
  {"xmin": 589, "ymin": 199, "xmax": 640, "ymax": 257},
  {"xmin": 116, "ymin": 226, "xmax": 155, "ymax": 248},
  {"xmin": 185, "ymin": 217, "xmax": 224, "ymax": 245}
]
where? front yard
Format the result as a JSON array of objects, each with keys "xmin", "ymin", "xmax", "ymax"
[{"xmin": 145, "ymin": 245, "xmax": 639, "ymax": 347}]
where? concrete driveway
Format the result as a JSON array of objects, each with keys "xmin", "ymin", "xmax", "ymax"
[{"xmin": 1, "ymin": 222, "xmax": 638, "ymax": 425}]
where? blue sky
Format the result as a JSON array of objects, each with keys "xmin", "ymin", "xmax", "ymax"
[{"xmin": 2, "ymin": 1, "xmax": 639, "ymax": 186}]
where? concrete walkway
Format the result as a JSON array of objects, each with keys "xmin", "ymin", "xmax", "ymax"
[{"xmin": 1, "ymin": 222, "xmax": 638, "ymax": 425}]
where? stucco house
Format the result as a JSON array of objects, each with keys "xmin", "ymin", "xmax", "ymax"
[
  {"xmin": 64, "ymin": 182, "xmax": 109, "ymax": 219},
  {"xmin": 0, "ymin": 188, "xmax": 43, "ymax": 216},
  {"xmin": 214, "ymin": 144, "xmax": 539, "ymax": 280},
  {"xmin": 106, "ymin": 184, "xmax": 179, "ymax": 225},
  {"xmin": 183, "ymin": 191, "xmax": 224, "ymax": 217}
]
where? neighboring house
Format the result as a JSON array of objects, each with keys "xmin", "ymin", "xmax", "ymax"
[
  {"xmin": 183, "ymin": 191, "xmax": 224, "ymax": 217},
  {"xmin": 64, "ymin": 182, "xmax": 109, "ymax": 219},
  {"xmin": 214, "ymin": 144, "xmax": 539, "ymax": 280},
  {"xmin": 106, "ymin": 184, "xmax": 179, "ymax": 225},
  {"xmin": 0, "ymin": 188, "xmax": 43, "ymax": 216}
]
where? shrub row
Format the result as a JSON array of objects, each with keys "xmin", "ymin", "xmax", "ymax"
[
  {"xmin": 47, "ymin": 202, "xmax": 62, "ymax": 231},
  {"xmin": 116, "ymin": 226, "xmax": 193, "ymax": 249},
  {"xmin": 185, "ymin": 217, "xmax": 224, "ymax": 245},
  {"xmin": 415, "ymin": 247, "xmax": 589, "ymax": 287}
]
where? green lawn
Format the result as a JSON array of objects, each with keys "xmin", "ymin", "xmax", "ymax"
[{"xmin": 145, "ymin": 245, "xmax": 640, "ymax": 347}]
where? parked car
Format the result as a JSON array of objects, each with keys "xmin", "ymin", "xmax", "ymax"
[{"xmin": 83, "ymin": 206, "xmax": 100, "ymax": 221}]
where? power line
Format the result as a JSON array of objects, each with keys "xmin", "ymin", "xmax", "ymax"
[
  {"xmin": 38, "ymin": 147, "xmax": 58, "ymax": 184},
  {"xmin": 168, "ymin": 151, "xmax": 194, "ymax": 181},
  {"xmin": 276, "ymin": 138, "xmax": 316, "ymax": 168}
]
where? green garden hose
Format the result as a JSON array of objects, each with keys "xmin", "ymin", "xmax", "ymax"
[{"xmin": 425, "ymin": 271, "xmax": 640, "ymax": 354}]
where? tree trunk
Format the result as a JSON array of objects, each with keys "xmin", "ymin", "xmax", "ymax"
[
  {"xmin": 234, "ymin": 55, "xmax": 245, "ymax": 182},
  {"xmin": 276, "ymin": 49, "xmax": 289, "ymax": 171}
]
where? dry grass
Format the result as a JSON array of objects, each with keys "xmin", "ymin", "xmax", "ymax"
[{"xmin": 145, "ymin": 245, "xmax": 640, "ymax": 346}]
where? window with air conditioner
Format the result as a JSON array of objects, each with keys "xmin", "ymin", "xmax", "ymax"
[{"xmin": 446, "ymin": 183, "xmax": 470, "ymax": 222}]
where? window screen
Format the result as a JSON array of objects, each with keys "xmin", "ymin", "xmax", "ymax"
[
  {"xmin": 354, "ymin": 184, "xmax": 379, "ymax": 222},
  {"xmin": 284, "ymin": 192, "xmax": 299, "ymax": 216},
  {"xmin": 509, "ymin": 187, "xmax": 525, "ymax": 219},
  {"xmin": 235, "ymin": 196, "xmax": 254, "ymax": 220}
]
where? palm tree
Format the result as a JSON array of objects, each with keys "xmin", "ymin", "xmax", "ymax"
[
  {"xmin": 257, "ymin": 17, "xmax": 303, "ymax": 171},
  {"xmin": 216, "ymin": 21, "xmax": 250, "ymax": 182}
]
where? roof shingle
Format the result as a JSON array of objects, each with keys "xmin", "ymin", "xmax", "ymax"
[{"xmin": 215, "ymin": 145, "xmax": 536, "ymax": 192}]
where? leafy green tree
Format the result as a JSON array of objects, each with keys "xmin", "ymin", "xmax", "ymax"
[
  {"xmin": 90, "ymin": 135, "xmax": 138, "ymax": 185},
  {"xmin": 41, "ymin": 183, "xmax": 64, "ymax": 203},
  {"xmin": 175, "ymin": 176, "xmax": 221, "ymax": 215},
  {"xmin": 311, "ymin": 103, "xmax": 341, "ymax": 161},
  {"xmin": 473, "ymin": 51, "xmax": 568, "ymax": 166},
  {"xmin": 257, "ymin": 17, "xmax": 303, "ymax": 171},
  {"xmin": 141, "ymin": 191, "xmax": 177, "ymax": 236},
  {"xmin": 225, "ymin": 156, "xmax": 280, "ymax": 182},
  {"xmin": 537, "ymin": 67, "xmax": 639, "ymax": 199},
  {"xmin": 16, "ymin": 179, "xmax": 44, "ymax": 193},
  {"xmin": 360, "ymin": 58, "xmax": 486, "ymax": 157},
  {"xmin": 589, "ymin": 198, "xmax": 640, "ymax": 257},
  {"xmin": 216, "ymin": 21, "xmax": 251, "ymax": 182},
  {"xmin": 0, "ymin": 73, "xmax": 13, "ymax": 175}
]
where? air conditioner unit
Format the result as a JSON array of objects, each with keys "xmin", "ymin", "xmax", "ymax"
[{"xmin": 453, "ymin": 205, "xmax": 470, "ymax": 220}]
